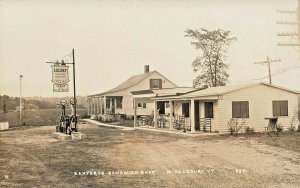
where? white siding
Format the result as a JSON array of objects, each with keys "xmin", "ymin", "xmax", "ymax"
[
  {"xmin": 216, "ymin": 85, "xmax": 298, "ymax": 133},
  {"xmin": 113, "ymin": 71, "xmax": 176, "ymax": 116}
]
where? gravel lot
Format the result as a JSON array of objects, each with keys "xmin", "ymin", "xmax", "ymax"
[{"xmin": 0, "ymin": 123, "xmax": 299, "ymax": 188}]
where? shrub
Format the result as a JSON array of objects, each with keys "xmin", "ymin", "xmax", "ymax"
[
  {"xmin": 228, "ymin": 119, "xmax": 243, "ymax": 135},
  {"xmin": 287, "ymin": 125, "xmax": 295, "ymax": 133},
  {"xmin": 244, "ymin": 126, "xmax": 255, "ymax": 135},
  {"xmin": 81, "ymin": 112, "xmax": 90, "ymax": 119},
  {"xmin": 276, "ymin": 123, "xmax": 283, "ymax": 132}
]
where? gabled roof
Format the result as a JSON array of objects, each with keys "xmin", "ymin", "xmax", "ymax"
[
  {"xmin": 155, "ymin": 82, "xmax": 300, "ymax": 100},
  {"xmin": 89, "ymin": 71, "xmax": 177, "ymax": 97}
]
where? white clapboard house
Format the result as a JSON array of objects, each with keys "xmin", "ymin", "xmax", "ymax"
[{"xmin": 145, "ymin": 82, "xmax": 299, "ymax": 133}]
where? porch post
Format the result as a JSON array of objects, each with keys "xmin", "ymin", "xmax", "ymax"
[
  {"xmin": 154, "ymin": 100, "xmax": 158, "ymax": 128},
  {"xmin": 169, "ymin": 100, "xmax": 173, "ymax": 130},
  {"xmin": 87, "ymin": 98, "xmax": 90, "ymax": 115},
  {"xmin": 94, "ymin": 97, "xmax": 97, "ymax": 114},
  {"xmin": 99, "ymin": 97, "xmax": 102, "ymax": 114},
  {"xmin": 114, "ymin": 98, "xmax": 117, "ymax": 111},
  {"xmin": 90, "ymin": 98, "xmax": 92, "ymax": 114},
  {"xmin": 190, "ymin": 99, "xmax": 195, "ymax": 133},
  {"xmin": 104, "ymin": 96, "xmax": 107, "ymax": 115},
  {"xmin": 96, "ymin": 97, "xmax": 99, "ymax": 114},
  {"xmin": 109, "ymin": 98, "xmax": 112, "ymax": 114},
  {"xmin": 91, "ymin": 98, "xmax": 94, "ymax": 114},
  {"xmin": 133, "ymin": 98, "xmax": 137, "ymax": 128}
]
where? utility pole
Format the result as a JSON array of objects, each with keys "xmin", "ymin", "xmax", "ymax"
[
  {"xmin": 72, "ymin": 49, "xmax": 77, "ymax": 131},
  {"xmin": 277, "ymin": 0, "xmax": 300, "ymax": 53},
  {"xmin": 254, "ymin": 56, "xmax": 281, "ymax": 84},
  {"xmin": 19, "ymin": 74, "xmax": 23, "ymax": 124}
]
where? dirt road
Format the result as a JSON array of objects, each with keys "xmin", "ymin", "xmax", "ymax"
[{"xmin": 0, "ymin": 123, "xmax": 299, "ymax": 187}]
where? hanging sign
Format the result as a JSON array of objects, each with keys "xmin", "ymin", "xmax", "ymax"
[
  {"xmin": 53, "ymin": 84, "xmax": 69, "ymax": 92},
  {"xmin": 51, "ymin": 64, "xmax": 70, "ymax": 84}
]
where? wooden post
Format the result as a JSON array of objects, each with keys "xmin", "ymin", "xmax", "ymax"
[
  {"xmin": 96, "ymin": 97, "xmax": 99, "ymax": 114},
  {"xmin": 154, "ymin": 100, "xmax": 158, "ymax": 128},
  {"xmin": 169, "ymin": 100, "xmax": 173, "ymax": 130},
  {"xmin": 133, "ymin": 98, "xmax": 137, "ymax": 128},
  {"xmin": 190, "ymin": 99, "xmax": 195, "ymax": 133},
  {"xmin": 99, "ymin": 97, "xmax": 102, "ymax": 114},
  {"xmin": 109, "ymin": 98, "xmax": 112, "ymax": 114},
  {"xmin": 114, "ymin": 98, "xmax": 117, "ymax": 113},
  {"xmin": 87, "ymin": 98, "xmax": 90, "ymax": 115},
  {"xmin": 104, "ymin": 96, "xmax": 107, "ymax": 115},
  {"xmin": 93, "ymin": 98, "xmax": 96, "ymax": 114}
]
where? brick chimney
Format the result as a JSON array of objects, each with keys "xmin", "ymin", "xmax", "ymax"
[{"xmin": 144, "ymin": 65, "xmax": 149, "ymax": 73}]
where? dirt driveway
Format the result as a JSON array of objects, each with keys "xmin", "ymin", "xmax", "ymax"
[{"xmin": 0, "ymin": 123, "xmax": 299, "ymax": 188}]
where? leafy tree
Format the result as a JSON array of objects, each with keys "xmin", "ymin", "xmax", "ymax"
[{"xmin": 185, "ymin": 28, "xmax": 237, "ymax": 88}]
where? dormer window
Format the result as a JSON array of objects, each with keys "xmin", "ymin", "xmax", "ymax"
[{"xmin": 150, "ymin": 79, "xmax": 162, "ymax": 89}]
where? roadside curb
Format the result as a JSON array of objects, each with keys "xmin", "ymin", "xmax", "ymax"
[
  {"xmin": 83, "ymin": 119, "xmax": 219, "ymax": 137},
  {"xmin": 134, "ymin": 127, "xmax": 219, "ymax": 137},
  {"xmin": 82, "ymin": 119, "xmax": 135, "ymax": 131}
]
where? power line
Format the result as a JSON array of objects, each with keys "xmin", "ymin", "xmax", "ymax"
[
  {"xmin": 249, "ymin": 65, "xmax": 300, "ymax": 82},
  {"xmin": 254, "ymin": 56, "xmax": 281, "ymax": 84}
]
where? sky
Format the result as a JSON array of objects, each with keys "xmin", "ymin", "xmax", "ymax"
[{"xmin": 0, "ymin": 0, "xmax": 299, "ymax": 97}]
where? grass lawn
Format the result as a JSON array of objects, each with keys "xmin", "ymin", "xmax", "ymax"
[
  {"xmin": 251, "ymin": 131, "xmax": 300, "ymax": 153},
  {"xmin": 0, "ymin": 109, "xmax": 87, "ymax": 127}
]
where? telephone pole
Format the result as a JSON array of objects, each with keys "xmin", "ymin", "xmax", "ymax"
[
  {"xmin": 254, "ymin": 56, "xmax": 281, "ymax": 84},
  {"xmin": 277, "ymin": 0, "xmax": 300, "ymax": 53}
]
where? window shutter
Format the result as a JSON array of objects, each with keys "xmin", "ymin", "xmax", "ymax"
[
  {"xmin": 232, "ymin": 102, "xmax": 240, "ymax": 118},
  {"xmin": 281, "ymin": 101, "xmax": 288, "ymax": 116},
  {"xmin": 159, "ymin": 79, "xmax": 162, "ymax": 89},
  {"xmin": 241, "ymin": 101, "xmax": 249, "ymax": 118},
  {"xmin": 273, "ymin": 101, "xmax": 280, "ymax": 116},
  {"xmin": 149, "ymin": 79, "xmax": 153, "ymax": 89}
]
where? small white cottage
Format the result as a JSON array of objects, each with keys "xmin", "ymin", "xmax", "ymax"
[
  {"xmin": 87, "ymin": 65, "xmax": 177, "ymax": 118},
  {"xmin": 153, "ymin": 82, "xmax": 299, "ymax": 133}
]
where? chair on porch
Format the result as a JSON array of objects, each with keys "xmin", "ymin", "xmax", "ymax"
[
  {"xmin": 173, "ymin": 116, "xmax": 185, "ymax": 130},
  {"xmin": 204, "ymin": 118, "xmax": 212, "ymax": 132},
  {"xmin": 200, "ymin": 118, "xmax": 212, "ymax": 132},
  {"xmin": 185, "ymin": 118, "xmax": 191, "ymax": 132}
]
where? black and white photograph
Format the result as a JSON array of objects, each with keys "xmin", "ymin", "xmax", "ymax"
[{"xmin": 0, "ymin": 0, "xmax": 300, "ymax": 187}]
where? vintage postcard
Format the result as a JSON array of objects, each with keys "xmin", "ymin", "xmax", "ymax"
[{"xmin": 0, "ymin": 0, "xmax": 299, "ymax": 187}]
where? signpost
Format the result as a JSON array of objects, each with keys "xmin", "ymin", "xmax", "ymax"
[
  {"xmin": 51, "ymin": 63, "xmax": 69, "ymax": 92},
  {"xmin": 53, "ymin": 84, "xmax": 69, "ymax": 92},
  {"xmin": 46, "ymin": 49, "xmax": 78, "ymax": 132}
]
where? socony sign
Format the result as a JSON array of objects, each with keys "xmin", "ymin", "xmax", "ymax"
[{"xmin": 51, "ymin": 64, "xmax": 70, "ymax": 84}]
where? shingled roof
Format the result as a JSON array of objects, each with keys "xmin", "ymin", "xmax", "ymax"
[
  {"xmin": 155, "ymin": 82, "xmax": 300, "ymax": 100},
  {"xmin": 90, "ymin": 71, "xmax": 176, "ymax": 96}
]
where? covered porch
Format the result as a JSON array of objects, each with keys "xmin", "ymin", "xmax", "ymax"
[
  {"xmin": 87, "ymin": 95, "xmax": 123, "ymax": 121},
  {"xmin": 133, "ymin": 94, "xmax": 219, "ymax": 133}
]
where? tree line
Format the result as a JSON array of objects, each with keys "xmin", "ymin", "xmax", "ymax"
[{"xmin": 1, "ymin": 95, "xmax": 87, "ymax": 111}]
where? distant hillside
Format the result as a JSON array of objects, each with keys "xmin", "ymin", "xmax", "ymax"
[
  {"xmin": 24, "ymin": 96, "xmax": 88, "ymax": 107},
  {"xmin": 0, "ymin": 95, "xmax": 87, "ymax": 111}
]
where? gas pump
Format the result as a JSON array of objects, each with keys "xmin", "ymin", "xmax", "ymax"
[
  {"xmin": 69, "ymin": 98, "xmax": 78, "ymax": 132},
  {"xmin": 57, "ymin": 99, "xmax": 71, "ymax": 134},
  {"xmin": 56, "ymin": 98, "xmax": 78, "ymax": 135}
]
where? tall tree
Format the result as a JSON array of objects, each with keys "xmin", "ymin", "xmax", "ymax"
[{"xmin": 185, "ymin": 28, "xmax": 237, "ymax": 88}]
